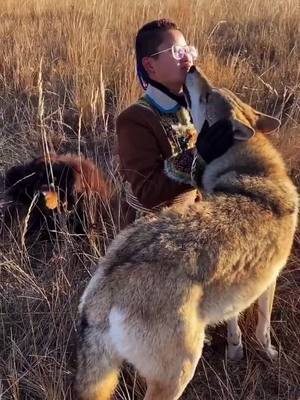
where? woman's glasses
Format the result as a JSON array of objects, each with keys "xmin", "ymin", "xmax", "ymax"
[{"xmin": 149, "ymin": 45, "xmax": 198, "ymax": 61}]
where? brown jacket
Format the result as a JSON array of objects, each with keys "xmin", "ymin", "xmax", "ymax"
[{"xmin": 116, "ymin": 101, "xmax": 196, "ymax": 209}]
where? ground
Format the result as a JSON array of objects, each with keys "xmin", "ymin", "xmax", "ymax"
[{"xmin": 0, "ymin": 1, "xmax": 299, "ymax": 399}]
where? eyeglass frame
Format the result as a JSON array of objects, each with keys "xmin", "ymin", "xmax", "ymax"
[{"xmin": 148, "ymin": 44, "xmax": 198, "ymax": 61}]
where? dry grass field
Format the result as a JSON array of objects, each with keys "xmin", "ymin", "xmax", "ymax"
[{"xmin": 0, "ymin": 0, "xmax": 299, "ymax": 399}]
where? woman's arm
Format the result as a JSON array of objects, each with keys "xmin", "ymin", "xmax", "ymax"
[{"xmin": 117, "ymin": 106, "xmax": 192, "ymax": 209}]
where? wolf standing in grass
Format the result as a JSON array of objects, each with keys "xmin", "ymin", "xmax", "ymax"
[{"xmin": 74, "ymin": 65, "xmax": 298, "ymax": 400}]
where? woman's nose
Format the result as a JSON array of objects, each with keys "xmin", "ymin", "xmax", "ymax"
[
  {"xmin": 182, "ymin": 51, "xmax": 190, "ymax": 61},
  {"xmin": 181, "ymin": 52, "xmax": 193, "ymax": 65}
]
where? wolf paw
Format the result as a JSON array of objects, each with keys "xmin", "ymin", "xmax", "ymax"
[
  {"xmin": 227, "ymin": 343, "xmax": 244, "ymax": 361},
  {"xmin": 265, "ymin": 344, "xmax": 278, "ymax": 360}
]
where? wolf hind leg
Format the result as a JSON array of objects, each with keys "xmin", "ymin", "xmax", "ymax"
[
  {"xmin": 75, "ymin": 318, "xmax": 121, "ymax": 400},
  {"xmin": 143, "ymin": 326, "xmax": 206, "ymax": 400},
  {"xmin": 227, "ymin": 315, "xmax": 244, "ymax": 361}
]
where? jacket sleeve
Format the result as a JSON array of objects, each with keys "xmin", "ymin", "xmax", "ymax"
[{"xmin": 116, "ymin": 108, "xmax": 193, "ymax": 209}]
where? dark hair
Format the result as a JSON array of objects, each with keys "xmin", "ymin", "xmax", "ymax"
[{"xmin": 135, "ymin": 19, "xmax": 181, "ymax": 89}]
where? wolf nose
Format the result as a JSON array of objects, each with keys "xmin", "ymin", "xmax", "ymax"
[{"xmin": 188, "ymin": 65, "xmax": 196, "ymax": 74}]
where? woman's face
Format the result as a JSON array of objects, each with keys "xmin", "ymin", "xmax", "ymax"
[{"xmin": 142, "ymin": 29, "xmax": 195, "ymax": 93}]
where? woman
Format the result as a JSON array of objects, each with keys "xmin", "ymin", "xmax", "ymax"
[{"xmin": 117, "ymin": 19, "xmax": 233, "ymax": 220}]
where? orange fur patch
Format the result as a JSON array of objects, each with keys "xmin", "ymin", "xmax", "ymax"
[{"xmin": 43, "ymin": 191, "xmax": 58, "ymax": 210}]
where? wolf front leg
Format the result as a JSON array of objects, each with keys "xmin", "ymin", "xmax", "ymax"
[{"xmin": 255, "ymin": 280, "xmax": 278, "ymax": 360}]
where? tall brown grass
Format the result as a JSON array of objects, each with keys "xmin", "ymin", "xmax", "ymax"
[{"xmin": 0, "ymin": 0, "xmax": 299, "ymax": 399}]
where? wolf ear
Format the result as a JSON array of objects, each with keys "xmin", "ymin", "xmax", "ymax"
[
  {"xmin": 232, "ymin": 120, "xmax": 255, "ymax": 141},
  {"xmin": 255, "ymin": 112, "xmax": 280, "ymax": 133}
]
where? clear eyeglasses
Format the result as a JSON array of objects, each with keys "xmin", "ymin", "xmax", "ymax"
[{"xmin": 149, "ymin": 44, "xmax": 198, "ymax": 61}]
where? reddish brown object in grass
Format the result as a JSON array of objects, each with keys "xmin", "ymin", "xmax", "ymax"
[{"xmin": 4, "ymin": 153, "xmax": 112, "ymax": 236}]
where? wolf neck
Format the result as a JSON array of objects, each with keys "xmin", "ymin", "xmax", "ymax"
[{"xmin": 201, "ymin": 133, "xmax": 297, "ymax": 217}]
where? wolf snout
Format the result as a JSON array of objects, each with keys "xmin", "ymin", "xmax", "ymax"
[{"xmin": 188, "ymin": 65, "xmax": 196, "ymax": 74}]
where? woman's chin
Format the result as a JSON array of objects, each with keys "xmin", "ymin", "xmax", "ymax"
[{"xmin": 181, "ymin": 62, "xmax": 193, "ymax": 71}]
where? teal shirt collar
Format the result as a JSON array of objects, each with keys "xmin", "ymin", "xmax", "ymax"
[{"xmin": 145, "ymin": 84, "xmax": 181, "ymax": 113}]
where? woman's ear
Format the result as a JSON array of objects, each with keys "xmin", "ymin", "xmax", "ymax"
[{"xmin": 142, "ymin": 57, "xmax": 155, "ymax": 76}]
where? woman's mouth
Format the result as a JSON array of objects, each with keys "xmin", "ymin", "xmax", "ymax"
[{"xmin": 181, "ymin": 61, "xmax": 193, "ymax": 70}]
